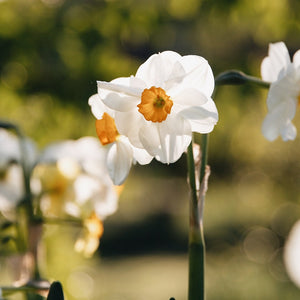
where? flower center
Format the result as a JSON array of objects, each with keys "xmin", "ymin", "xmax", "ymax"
[
  {"xmin": 95, "ymin": 113, "xmax": 119, "ymax": 145},
  {"xmin": 137, "ymin": 86, "xmax": 173, "ymax": 122}
]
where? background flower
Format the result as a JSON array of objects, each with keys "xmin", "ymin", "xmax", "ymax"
[
  {"xmin": 31, "ymin": 137, "xmax": 120, "ymax": 256},
  {"xmin": 261, "ymin": 42, "xmax": 300, "ymax": 141},
  {"xmin": 32, "ymin": 136, "xmax": 119, "ymax": 221}
]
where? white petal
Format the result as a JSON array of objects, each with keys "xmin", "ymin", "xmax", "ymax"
[
  {"xmin": 94, "ymin": 185, "xmax": 118, "ymax": 219},
  {"xmin": 262, "ymin": 99, "xmax": 297, "ymax": 141},
  {"xmin": 136, "ymin": 51, "xmax": 183, "ymax": 87},
  {"xmin": 178, "ymin": 99, "xmax": 218, "ymax": 133},
  {"xmin": 114, "ymin": 111, "xmax": 144, "ymax": 148},
  {"xmin": 100, "ymin": 91, "xmax": 139, "ymax": 112},
  {"xmin": 137, "ymin": 123, "xmax": 161, "ymax": 157},
  {"xmin": 172, "ymin": 88, "xmax": 209, "ymax": 107},
  {"xmin": 261, "ymin": 42, "xmax": 291, "ymax": 82},
  {"xmin": 106, "ymin": 138, "xmax": 133, "ymax": 185},
  {"xmin": 88, "ymin": 94, "xmax": 111, "ymax": 119},
  {"xmin": 262, "ymin": 113, "xmax": 281, "ymax": 141},
  {"xmin": 39, "ymin": 140, "xmax": 75, "ymax": 163},
  {"xmin": 74, "ymin": 137, "xmax": 108, "ymax": 176},
  {"xmin": 280, "ymin": 122, "xmax": 297, "ymax": 141},
  {"xmin": 97, "ymin": 78, "xmax": 143, "ymax": 112},
  {"xmin": 138, "ymin": 116, "xmax": 192, "ymax": 164},
  {"xmin": 179, "ymin": 55, "xmax": 215, "ymax": 97},
  {"xmin": 163, "ymin": 61, "xmax": 187, "ymax": 90},
  {"xmin": 293, "ymin": 49, "xmax": 300, "ymax": 69},
  {"xmin": 266, "ymin": 74, "xmax": 298, "ymax": 111},
  {"xmin": 98, "ymin": 78, "xmax": 142, "ymax": 97},
  {"xmin": 0, "ymin": 129, "xmax": 37, "ymax": 172},
  {"xmin": 284, "ymin": 220, "xmax": 300, "ymax": 288},
  {"xmin": 132, "ymin": 147, "xmax": 153, "ymax": 165}
]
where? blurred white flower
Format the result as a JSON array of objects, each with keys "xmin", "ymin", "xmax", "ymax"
[
  {"xmin": 89, "ymin": 94, "xmax": 153, "ymax": 185},
  {"xmin": 32, "ymin": 137, "xmax": 119, "ymax": 221},
  {"xmin": 96, "ymin": 50, "xmax": 218, "ymax": 163},
  {"xmin": 284, "ymin": 220, "xmax": 300, "ymax": 287},
  {"xmin": 0, "ymin": 165, "xmax": 24, "ymax": 219},
  {"xmin": 0, "ymin": 129, "xmax": 37, "ymax": 219},
  {"xmin": 0, "ymin": 128, "xmax": 36, "ymax": 171},
  {"xmin": 261, "ymin": 42, "xmax": 300, "ymax": 141}
]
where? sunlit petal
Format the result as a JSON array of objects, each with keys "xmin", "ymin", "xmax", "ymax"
[
  {"xmin": 261, "ymin": 42, "xmax": 291, "ymax": 82},
  {"xmin": 262, "ymin": 100, "xmax": 297, "ymax": 141},
  {"xmin": 179, "ymin": 100, "xmax": 218, "ymax": 133},
  {"xmin": 132, "ymin": 147, "xmax": 153, "ymax": 165},
  {"xmin": 179, "ymin": 55, "xmax": 215, "ymax": 97},
  {"xmin": 88, "ymin": 94, "xmax": 111, "ymax": 119},
  {"xmin": 172, "ymin": 88, "xmax": 208, "ymax": 107},
  {"xmin": 106, "ymin": 138, "xmax": 133, "ymax": 185},
  {"xmin": 293, "ymin": 50, "xmax": 300, "ymax": 69},
  {"xmin": 114, "ymin": 111, "xmax": 144, "ymax": 148},
  {"xmin": 136, "ymin": 51, "xmax": 183, "ymax": 87},
  {"xmin": 139, "ymin": 116, "xmax": 191, "ymax": 163}
]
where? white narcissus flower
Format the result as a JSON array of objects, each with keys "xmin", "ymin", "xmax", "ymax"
[
  {"xmin": 284, "ymin": 220, "xmax": 300, "ymax": 288},
  {"xmin": 94, "ymin": 51, "xmax": 218, "ymax": 164},
  {"xmin": 33, "ymin": 137, "xmax": 119, "ymax": 221},
  {"xmin": 261, "ymin": 42, "xmax": 300, "ymax": 141},
  {"xmin": 88, "ymin": 94, "xmax": 153, "ymax": 185}
]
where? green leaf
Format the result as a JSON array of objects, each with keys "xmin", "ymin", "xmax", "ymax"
[{"xmin": 47, "ymin": 282, "xmax": 64, "ymax": 300}]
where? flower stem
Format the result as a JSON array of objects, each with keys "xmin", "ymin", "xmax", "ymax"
[
  {"xmin": 187, "ymin": 140, "xmax": 206, "ymax": 300},
  {"xmin": 215, "ymin": 70, "xmax": 270, "ymax": 88}
]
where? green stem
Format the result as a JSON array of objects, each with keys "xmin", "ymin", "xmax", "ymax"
[
  {"xmin": 186, "ymin": 69, "xmax": 267, "ymax": 300},
  {"xmin": 187, "ymin": 141, "xmax": 205, "ymax": 300},
  {"xmin": 215, "ymin": 70, "xmax": 270, "ymax": 88}
]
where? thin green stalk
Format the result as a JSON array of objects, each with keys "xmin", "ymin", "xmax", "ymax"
[
  {"xmin": 187, "ymin": 141, "xmax": 205, "ymax": 300},
  {"xmin": 186, "ymin": 68, "xmax": 268, "ymax": 300},
  {"xmin": 214, "ymin": 70, "xmax": 270, "ymax": 88}
]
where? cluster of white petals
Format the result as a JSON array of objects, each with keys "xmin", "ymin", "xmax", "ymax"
[
  {"xmin": 261, "ymin": 42, "xmax": 300, "ymax": 141},
  {"xmin": 32, "ymin": 136, "xmax": 119, "ymax": 221},
  {"xmin": 90, "ymin": 51, "xmax": 218, "ymax": 183},
  {"xmin": 89, "ymin": 94, "xmax": 153, "ymax": 185}
]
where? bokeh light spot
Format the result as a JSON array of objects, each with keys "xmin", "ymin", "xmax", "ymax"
[{"xmin": 243, "ymin": 227, "xmax": 279, "ymax": 264}]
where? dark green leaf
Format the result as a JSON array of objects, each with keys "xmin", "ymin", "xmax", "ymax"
[{"xmin": 47, "ymin": 281, "xmax": 64, "ymax": 300}]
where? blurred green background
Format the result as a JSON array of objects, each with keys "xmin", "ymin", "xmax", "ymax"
[{"xmin": 1, "ymin": 0, "xmax": 300, "ymax": 299}]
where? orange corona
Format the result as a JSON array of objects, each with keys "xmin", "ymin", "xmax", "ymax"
[
  {"xmin": 138, "ymin": 86, "xmax": 173, "ymax": 122},
  {"xmin": 95, "ymin": 113, "xmax": 119, "ymax": 145}
]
